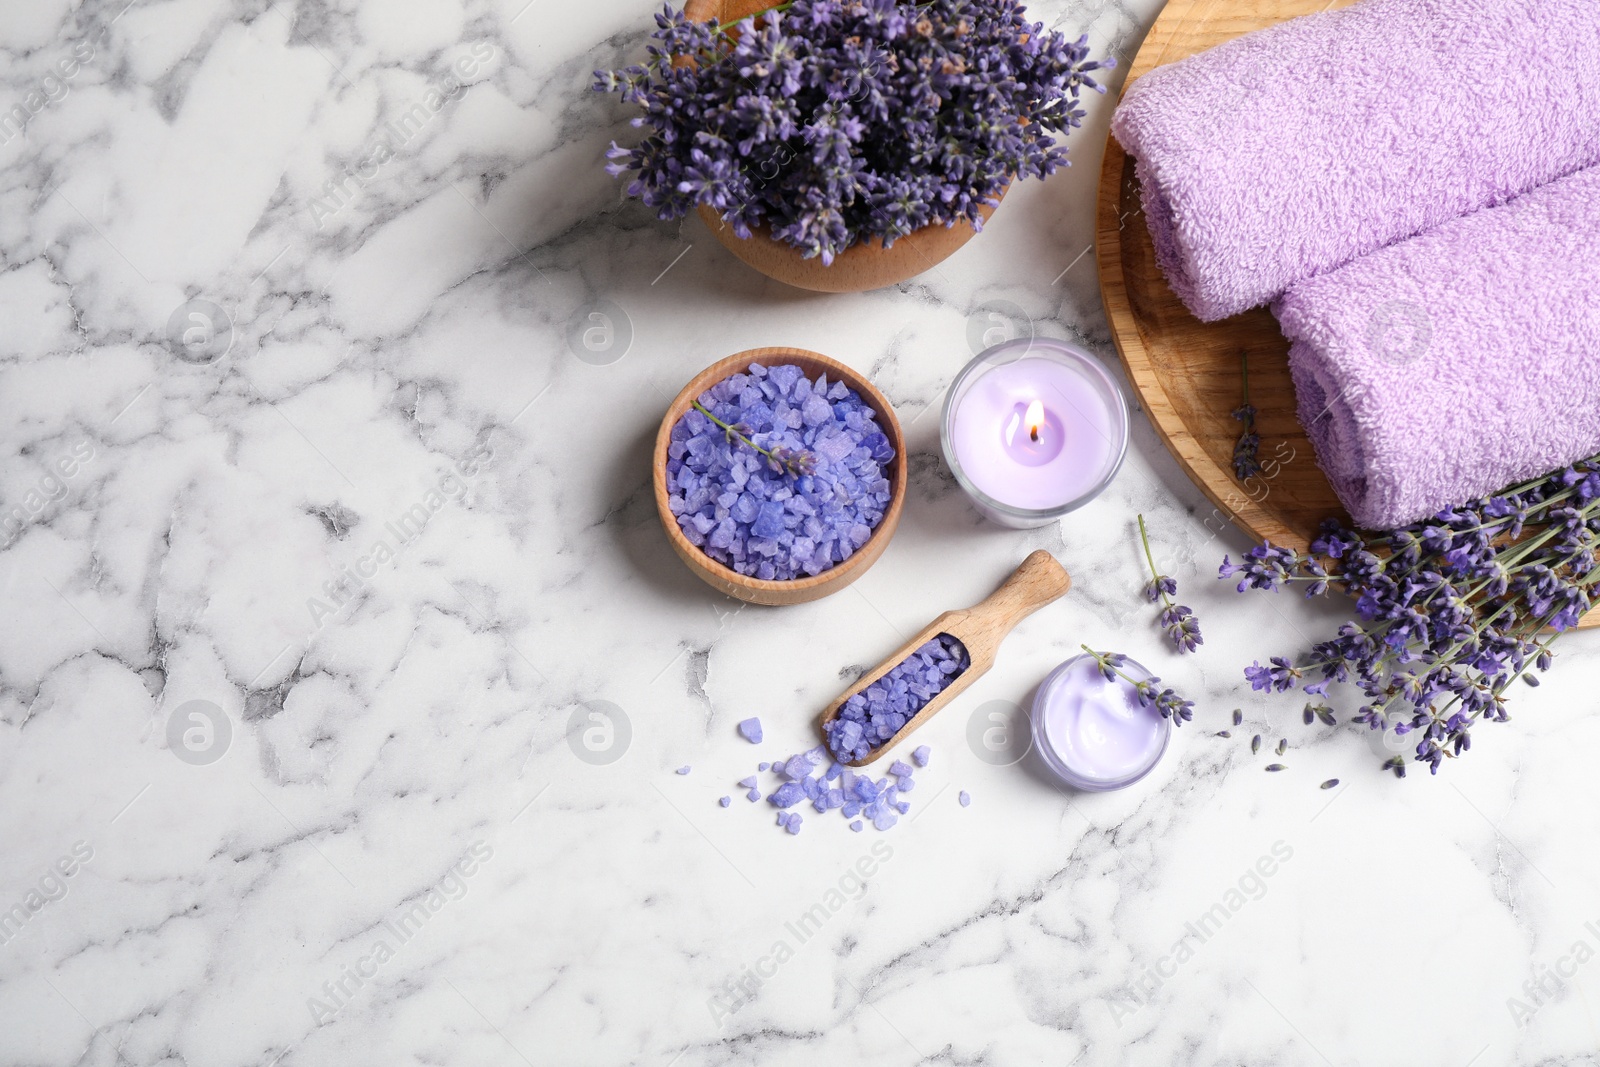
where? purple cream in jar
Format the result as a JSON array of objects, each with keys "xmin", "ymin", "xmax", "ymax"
[{"xmin": 1031, "ymin": 653, "xmax": 1171, "ymax": 791}]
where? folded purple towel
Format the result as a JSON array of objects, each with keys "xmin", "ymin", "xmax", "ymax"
[
  {"xmin": 1110, "ymin": 0, "xmax": 1600, "ymax": 322},
  {"xmin": 1274, "ymin": 166, "xmax": 1600, "ymax": 530}
]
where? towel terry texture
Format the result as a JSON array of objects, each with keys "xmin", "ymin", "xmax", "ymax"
[
  {"xmin": 1110, "ymin": 0, "xmax": 1600, "ymax": 322},
  {"xmin": 1273, "ymin": 165, "xmax": 1600, "ymax": 530}
]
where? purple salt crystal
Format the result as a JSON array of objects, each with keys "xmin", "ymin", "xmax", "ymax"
[
  {"xmin": 746, "ymin": 788, "xmax": 761, "ymax": 802},
  {"xmin": 826, "ymin": 788, "xmax": 845, "ymax": 809},
  {"xmin": 738, "ymin": 717, "xmax": 763, "ymax": 744},
  {"xmin": 849, "ymin": 820, "xmax": 864, "ymax": 832},
  {"xmin": 782, "ymin": 754, "xmax": 814, "ymax": 780},
  {"xmin": 872, "ymin": 809, "xmax": 898, "ymax": 831},
  {"xmin": 889, "ymin": 760, "xmax": 913, "ymax": 778},
  {"xmin": 959, "ymin": 791, "xmax": 971, "ymax": 807},
  {"xmin": 675, "ymin": 766, "xmax": 691, "ymax": 775},
  {"xmin": 895, "ymin": 800, "xmax": 910, "ymax": 814},
  {"xmin": 912, "ymin": 745, "xmax": 931, "ymax": 768},
  {"xmin": 784, "ymin": 813, "xmax": 802, "ymax": 835},
  {"xmin": 768, "ymin": 782, "xmax": 806, "ymax": 809},
  {"xmin": 842, "ymin": 800, "xmax": 861, "ymax": 818},
  {"xmin": 738, "ymin": 776, "xmax": 758, "ymax": 789},
  {"xmin": 824, "ymin": 762, "xmax": 844, "ymax": 781},
  {"xmin": 719, "ymin": 796, "xmax": 732, "ymax": 808},
  {"xmin": 758, "ymin": 762, "xmax": 770, "ymax": 772},
  {"xmin": 896, "ymin": 776, "xmax": 915, "ymax": 792}
]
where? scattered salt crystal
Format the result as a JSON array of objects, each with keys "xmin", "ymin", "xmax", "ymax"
[
  {"xmin": 959, "ymin": 791, "xmax": 971, "ymax": 807},
  {"xmin": 676, "ymin": 766, "xmax": 691, "ymax": 775},
  {"xmin": 738, "ymin": 718, "xmax": 764, "ymax": 744},
  {"xmin": 719, "ymin": 796, "xmax": 732, "ymax": 807},
  {"xmin": 889, "ymin": 760, "xmax": 913, "ymax": 778},
  {"xmin": 849, "ymin": 820, "xmax": 864, "ymax": 832},
  {"xmin": 738, "ymin": 776, "xmax": 758, "ymax": 789},
  {"xmin": 746, "ymin": 788, "xmax": 761, "ymax": 802},
  {"xmin": 912, "ymin": 746, "xmax": 931, "ymax": 767},
  {"xmin": 769, "ymin": 782, "xmax": 805, "ymax": 809},
  {"xmin": 758, "ymin": 762, "xmax": 770, "ymax": 771}
]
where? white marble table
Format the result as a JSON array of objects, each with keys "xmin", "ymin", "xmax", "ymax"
[{"xmin": 3, "ymin": 0, "xmax": 1598, "ymax": 1064}]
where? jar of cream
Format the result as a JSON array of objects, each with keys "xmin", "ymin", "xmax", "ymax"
[{"xmin": 1031, "ymin": 652, "xmax": 1171, "ymax": 790}]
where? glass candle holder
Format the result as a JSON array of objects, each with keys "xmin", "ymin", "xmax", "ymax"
[
  {"xmin": 940, "ymin": 338, "xmax": 1129, "ymax": 528},
  {"xmin": 1031, "ymin": 652, "xmax": 1171, "ymax": 791}
]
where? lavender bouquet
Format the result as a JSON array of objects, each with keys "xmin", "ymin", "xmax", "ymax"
[
  {"xmin": 1226, "ymin": 455, "xmax": 1600, "ymax": 775},
  {"xmin": 595, "ymin": 0, "xmax": 1114, "ymax": 263}
]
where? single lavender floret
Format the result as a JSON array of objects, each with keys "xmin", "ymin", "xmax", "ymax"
[
  {"xmin": 665, "ymin": 364, "xmax": 895, "ymax": 581},
  {"xmin": 912, "ymin": 745, "xmax": 931, "ymax": 767},
  {"xmin": 959, "ymin": 791, "xmax": 971, "ymax": 807},
  {"xmin": 825, "ymin": 634, "xmax": 970, "ymax": 763},
  {"xmin": 738, "ymin": 717, "xmax": 763, "ymax": 744},
  {"xmin": 1138, "ymin": 514, "xmax": 1202, "ymax": 654}
]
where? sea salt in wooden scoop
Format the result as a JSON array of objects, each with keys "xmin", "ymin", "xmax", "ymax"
[{"xmin": 819, "ymin": 550, "xmax": 1071, "ymax": 766}]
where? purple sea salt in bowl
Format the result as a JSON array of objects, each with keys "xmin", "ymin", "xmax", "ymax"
[{"xmin": 654, "ymin": 348, "xmax": 906, "ymax": 605}]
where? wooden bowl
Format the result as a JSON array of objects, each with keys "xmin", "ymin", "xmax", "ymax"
[
  {"xmin": 694, "ymin": 198, "xmax": 1003, "ymax": 294},
  {"xmin": 653, "ymin": 346, "xmax": 907, "ymax": 606},
  {"xmin": 681, "ymin": 0, "xmax": 1003, "ymax": 293}
]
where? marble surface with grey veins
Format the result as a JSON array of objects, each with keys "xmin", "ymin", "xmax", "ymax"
[{"xmin": 2, "ymin": 0, "xmax": 1599, "ymax": 1064}]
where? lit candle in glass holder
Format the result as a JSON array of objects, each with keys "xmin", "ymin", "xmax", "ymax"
[{"xmin": 941, "ymin": 338, "xmax": 1129, "ymax": 528}]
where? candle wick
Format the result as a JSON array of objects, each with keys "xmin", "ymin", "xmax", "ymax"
[{"xmin": 1029, "ymin": 425, "xmax": 1039, "ymax": 443}]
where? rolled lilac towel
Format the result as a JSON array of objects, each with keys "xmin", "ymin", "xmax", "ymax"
[
  {"xmin": 1274, "ymin": 166, "xmax": 1600, "ymax": 530},
  {"xmin": 1110, "ymin": 0, "xmax": 1600, "ymax": 322}
]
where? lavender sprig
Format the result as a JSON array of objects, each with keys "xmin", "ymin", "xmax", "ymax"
[
  {"xmin": 596, "ymin": 0, "xmax": 1115, "ymax": 264},
  {"xmin": 692, "ymin": 399, "xmax": 817, "ymax": 476},
  {"xmin": 1223, "ymin": 454, "xmax": 1600, "ymax": 774},
  {"xmin": 1082, "ymin": 645, "xmax": 1194, "ymax": 724},
  {"xmin": 1231, "ymin": 353, "xmax": 1262, "ymax": 481},
  {"xmin": 1138, "ymin": 513, "xmax": 1202, "ymax": 653}
]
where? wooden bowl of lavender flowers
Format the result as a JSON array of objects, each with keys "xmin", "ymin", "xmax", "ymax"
[
  {"xmin": 654, "ymin": 347, "xmax": 907, "ymax": 605},
  {"xmin": 597, "ymin": 0, "xmax": 1115, "ymax": 293}
]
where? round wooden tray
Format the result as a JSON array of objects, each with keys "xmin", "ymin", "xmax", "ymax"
[{"xmin": 1094, "ymin": 0, "xmax": 1600, "ymax": 630}]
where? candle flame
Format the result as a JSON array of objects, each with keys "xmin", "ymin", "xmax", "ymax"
[{"xmin": 1025, "ymin": 399, "xmax": 1044, "ymax": 443}]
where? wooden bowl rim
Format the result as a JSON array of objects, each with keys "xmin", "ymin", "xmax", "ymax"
[{"xmin": 652, "ymin": 346, "xmax": 909, "ymax": 598}]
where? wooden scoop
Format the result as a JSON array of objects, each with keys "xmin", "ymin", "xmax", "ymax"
[{"xmin": 818, "ymin": 550, "xmax": 1072, "ymax": 766}]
